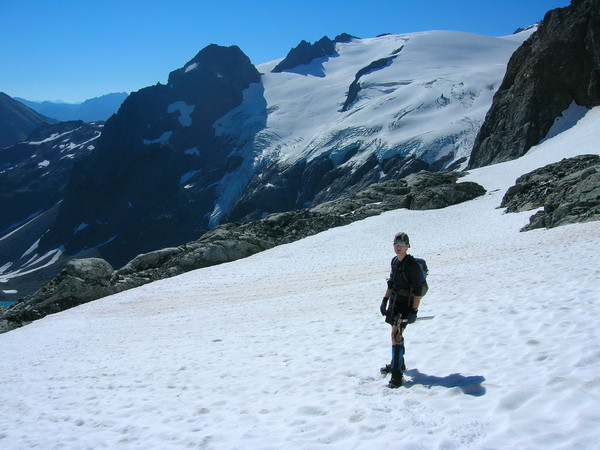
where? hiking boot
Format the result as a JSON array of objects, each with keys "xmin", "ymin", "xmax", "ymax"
[{"xmin": 387, "ymin": 369, "xmax": 403, "ymax": 389}]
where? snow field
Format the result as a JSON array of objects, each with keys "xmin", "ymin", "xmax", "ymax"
[{"xmin": 0, "ymin": 108, "xmax": 599, "ymax": 448}]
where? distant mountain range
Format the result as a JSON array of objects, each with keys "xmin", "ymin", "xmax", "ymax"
[
  {"xmin": 0, "ymin": 92, "xmax": 54, "ymax": 149},
  {"xmin": 15, "ymin": 92, "xmax": 128, "ymax": 123}
]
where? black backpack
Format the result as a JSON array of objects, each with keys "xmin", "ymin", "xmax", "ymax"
[{"xmin": 391, "ymin": 255, "xmax": 429, "ymax": 297}]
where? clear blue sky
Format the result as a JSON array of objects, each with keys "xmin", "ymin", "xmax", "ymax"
[{"xmin": 1, "ymin": 0, "xmax": 571, "ymax": 103}]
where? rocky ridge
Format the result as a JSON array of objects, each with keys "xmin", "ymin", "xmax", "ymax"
[
  {"xmin": 271, "ymin": 34, "xmax": 355, "ymax": 73},
  {"xmin": 16, "ymin": 93, "xmax": 128, "ymax": 123}
]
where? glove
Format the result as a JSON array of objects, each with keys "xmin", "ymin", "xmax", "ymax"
[
  {"xmin": 407, "ymin": 308, "xmax": 418, "ymax": 324},
  {"xmin": 380, "ymin": 297, "xmax": 389, "ymax": 316}
]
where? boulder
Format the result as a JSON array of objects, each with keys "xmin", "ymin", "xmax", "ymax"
[
  {"xmin": 0, "ymin": 258, "xmax": 116, "ymax": 332},
  {"xmin": 501, "ymin": 154, "xmax": 600, "ymax": 230},
  {"xmin": 64, "ymin": 257, "xmax": 114, "ymax": 280},
  {"xmin": 405, "ymin": 172, "xmax": 486, "ymax": 210}
]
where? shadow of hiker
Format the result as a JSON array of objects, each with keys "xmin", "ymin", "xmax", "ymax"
[{"xmin": 403, "ymin": 369, "xmax": 486, "ymax": 396}]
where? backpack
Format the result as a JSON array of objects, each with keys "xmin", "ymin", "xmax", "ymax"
[{"xmin": 392, "ymin": 255, "xmax": 429, "ymax": 297}]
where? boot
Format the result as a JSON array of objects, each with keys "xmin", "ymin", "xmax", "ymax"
[
  {"xmin": 387, "ymin": 344, "xmax": 405, "ymax": 388},
  {"xmin": 387, "ymin": 369, "xmax": 403, "ymax": 389}
]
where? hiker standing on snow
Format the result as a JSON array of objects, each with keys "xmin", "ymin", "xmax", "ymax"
[{"xmin": 379, "ymin": 232, "xmax": 425, "ymax": 388}]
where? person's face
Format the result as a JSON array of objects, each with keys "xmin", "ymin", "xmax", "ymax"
[{"xmin": 393, "ymin": 241, "xmax": 409, "ymax": 258}]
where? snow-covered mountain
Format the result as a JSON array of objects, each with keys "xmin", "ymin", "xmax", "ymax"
[
  {"xmin": 212, "ymin": 29, "xmax": 535, "ymax": 224},
  {"xmin": 32, "ymin": 29, "xmax": 533, "ymax": 271},
  {"xmin": 1, "ymin": 105, "xmax": 598, "ymax": 448}
]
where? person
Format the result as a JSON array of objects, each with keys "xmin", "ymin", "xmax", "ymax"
[{"xmin": 379, "ymin": 232, "xmax": 424, "ymax": 388}]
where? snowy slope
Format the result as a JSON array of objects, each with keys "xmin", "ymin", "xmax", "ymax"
[
  {"xmin": 222, "ymin": 30, "xmax": 534, "ymax": 166},
  {"xmin": 0, "ymin": 105, "xmax": 599, "ymax": 447}
]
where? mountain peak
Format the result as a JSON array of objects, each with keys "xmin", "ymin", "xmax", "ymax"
[
  {"xmin": 170, "ymin": 44, "xmax": 257, "ymax": 86},
  {"xmin": 271, "ymin": 36, "xmax": 337, "ymax": 73}
]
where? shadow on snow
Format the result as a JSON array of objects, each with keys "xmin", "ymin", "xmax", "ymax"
[{"xmin": 403, "ymin": 369, "xmax": 486, "ymax": 396}]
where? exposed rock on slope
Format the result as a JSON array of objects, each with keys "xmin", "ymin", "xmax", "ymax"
[
  {"xmin": 271, "ymin": 34, "xmax": 357, "ymax": 73},
  {"xmin": 501, "ymin": 154, "xmax": 600, "ymax": 231},
  {"xmin": 272, "ymin": 36, "xmax": 338, "ymax": 73},
  {"xmin": 0, "ymin": 121, "xmax": 103, "ymax": 233},
  {"xmin": 342, "ymin": 53, "xmax": 400, "ymax": 111},
  {"xmin": 0, "ymin": 171, "xmax": 485, "ymax": 333},
  {"xmin": 469, "ymin": 0, "xmax": 600, "ymax": 168}
]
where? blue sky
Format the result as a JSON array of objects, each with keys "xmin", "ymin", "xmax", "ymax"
[{"xmin": 1, "ymin": 0, "xmax": 570, "ymax": 103}]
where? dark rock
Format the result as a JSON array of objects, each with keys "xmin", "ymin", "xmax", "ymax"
[
  {"xmin": 221, "ymin": 147, "xmax": 438, "ymax": 225},
  {"xmin": 469, "ymin": 0, "xmax": 600, "ymax": 168},
  {"xmin": 117, "ymin": 247, "xmax": 183, "ymax": 275},
  {"xmin": 334, "ymin": 33, "xmax": 358, "ymax": 43},
  {"xmin": 272, "ymin": 36, "xmax": 337, "ymax": 73},
  {"xmin": 404, "ymin": 171, "xmax": 486, "ymax": 210},
  {"xmin": 0, "ymin": 121, "xmax": 102, "ymax": 233},
  {"xmin": 0, "ymin": 171, "xmax": 485, "ymax": 333},
  {"xmin": 501, "ymin": 154, "xmax": 600, "ymax": 230},
  {"xmin": 342, "ymin": 54, "xmax": 399, "ymax": 111},
  {"xmin": 380, "ymin": 155, "xmax": 430, "ymax": 181},
  {"xmin": 0, "ymin": 121, "xmax": 106, "ymax": 299}
]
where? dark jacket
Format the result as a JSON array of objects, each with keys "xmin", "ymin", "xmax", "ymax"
[{"xmin": 387, "ymin": 254, "xmax": 424, "ymax": 303}]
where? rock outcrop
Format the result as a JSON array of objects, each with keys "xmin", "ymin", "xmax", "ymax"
[
  {"xmin": 342, "ymin": 53, "xmax": 400, "ymax": 111},
  {"xmin": 501, "ymin": 154, "xmax": 600, "ymax": 230},
  {"xmin": 0, "ymin": 258, "xmax": 115, "ymax": 330},
  {"xmin": 468, "ymin": 0, "xmax": 600, "ymax": 168},
  {"xmin": 0, "ymin": 171, "xmax": 485, "ymax": 333},
  {"xmin": 271, "ymin": 34, "xmax": 358, "ymax": 74}
]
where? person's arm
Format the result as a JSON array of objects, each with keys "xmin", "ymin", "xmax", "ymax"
[
  {"xmin": 380, "ymin": 288, "xmax": 393, "ymax": 315},
  {"xmin": 412, "ymin": 295, "xmax": 422, "ymax": 310}
]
